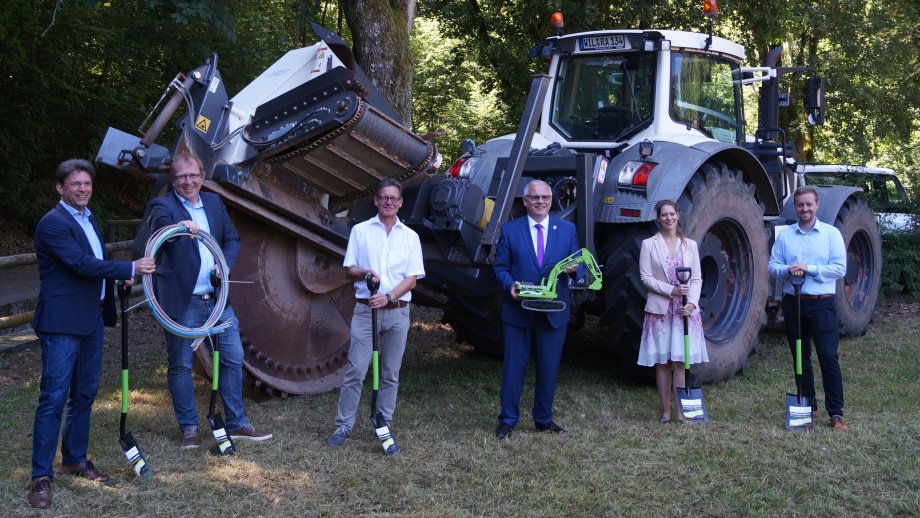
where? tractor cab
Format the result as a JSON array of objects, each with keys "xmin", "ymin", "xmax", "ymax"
[{"xmin": 536, "ymin": 29, "xmax": 746, "ymax": 152}]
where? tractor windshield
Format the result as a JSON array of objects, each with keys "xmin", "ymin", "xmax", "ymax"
[
  {"xmin": 550, "ymin": 53, "xmax": 655, "ymax": 141},
  {"xmin": 669, "ymin": 52, "xmax": 742, "ymax": 144}
]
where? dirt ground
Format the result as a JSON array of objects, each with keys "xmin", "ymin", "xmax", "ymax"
[
  {"xmin": 0, "ymin": 223, "xmax": 33, "ymax": 257},
  {"xmin": 0, "ymin": 303, "xmax": 165, "ymax": 389}
]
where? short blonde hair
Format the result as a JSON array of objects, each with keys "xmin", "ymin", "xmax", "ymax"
[{"xmin": 170, "ymin": 151, "xmax": 204, "ymax": 177}]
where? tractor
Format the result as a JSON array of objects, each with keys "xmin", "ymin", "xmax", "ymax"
[
  {"xmin": 403, "ymin": 7, "xmax": 881, "ymax": 383},
  {"xmin": 96, "ymin": 8, "xmax": 881, "ymax": 393}
]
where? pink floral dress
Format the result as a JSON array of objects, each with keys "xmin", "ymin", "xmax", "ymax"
[{"xmin": 637, "ymin": 250, "xmax": 708, "ymax": 367}]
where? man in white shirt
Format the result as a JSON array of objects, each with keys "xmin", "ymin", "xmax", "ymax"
[{"xmin": 326, "ymin": 178, "xmax": 425, "ymax": 452}]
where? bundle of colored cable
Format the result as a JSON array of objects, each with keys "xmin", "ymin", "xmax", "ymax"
[{"xmin": 142, "ymin": 224, "xmax": 232, "ymax": 349}]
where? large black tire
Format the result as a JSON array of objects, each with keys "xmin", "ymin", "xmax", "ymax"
[
  {"xmin": 680, "ymin": 163, "xmax": 769, "ymax": 382},
  {"xmin": 600, "ymin": 162, "xmax": 769, "ymax": 383},
  {"xmin": 442, "ymin": 287, "xmax": 588, "ymax": 356},
  {"xmin": 832, "ymin": 197, "xmax": 882, "ymax": 336},
  {"xmin": 597, "ymin": 223, "xmax": 657, "ymax": 365},
  {"xmin": 441, "ymin": 292, "xmax": 504, "ymax": 355}
]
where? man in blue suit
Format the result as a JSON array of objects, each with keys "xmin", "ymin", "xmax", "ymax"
[
  {"xmin": 493, "ymin": 179, "xmax": 579, "ymax": 439},
  {"xmin": 147, "ymin": 152, "xmax": 271, "ymax": 449},
  {"xmin": 29, "ymin": 159, "xmax": 157, "ymax": 509}
]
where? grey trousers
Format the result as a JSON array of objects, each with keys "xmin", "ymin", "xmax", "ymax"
[{"xmin": 334, "ymin": 301, "xmax": 411, "ymax": 433}]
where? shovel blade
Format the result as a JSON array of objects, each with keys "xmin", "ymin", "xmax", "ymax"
[
  {"xmin": 785, "ymin": 393, "xmax": 814, "ymax": 431},
  {"xmin": 372, "ymin": 413, "xmax": 400, "ymax": 457},
  {"xmin": 119, "ymin": 432, "xmax": 152, "ymax": 479},
  {"xmin": 675, "ymin": 387, "xmax": 708, "ymax": 423},
  {"xmin": 209, "ymin": 413, "xmax": 236, "ymax": 455}
]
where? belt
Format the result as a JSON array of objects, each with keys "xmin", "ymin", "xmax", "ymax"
[
  {"xmin": 800, "ymin": 294, "xmax": 834, "ymax": 300},
  {"xmin": 356, "ymin": 298, "xmax": 409, "ymax": 310},
  {"xmin": 195, "ymin": 292, "xmax": 214, "ymax": 300}
]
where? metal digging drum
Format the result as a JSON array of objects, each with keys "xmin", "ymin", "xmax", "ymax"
[{"xmin": 189, "ymin": 209, "xmax": 357, "ymax": 395}]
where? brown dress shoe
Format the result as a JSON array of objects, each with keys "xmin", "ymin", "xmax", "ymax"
[
  {"xmin": 28, "ymin": 476, "xmax": 52, "ymax": 509},
  {"xmin": 61, "ymin": 460, "xmax": 110, "ymax": 483},
  {"xmin": 830, "ymin": 415, "xmax": 849, "ymax": 430}
]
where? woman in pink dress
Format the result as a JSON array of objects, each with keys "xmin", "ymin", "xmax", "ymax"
[{"xmin": 637, "ymin": 200, "xmax": 707, "ymax": 422}]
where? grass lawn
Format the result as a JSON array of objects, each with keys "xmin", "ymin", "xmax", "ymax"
[{"xmin": 1, "ymin": 299, "xmax": 919, "ymax": 516}]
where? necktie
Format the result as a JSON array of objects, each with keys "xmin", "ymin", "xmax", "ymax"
[{"xmin": 535, "ymin": 223, "xmax": 544, "ymax": 267}]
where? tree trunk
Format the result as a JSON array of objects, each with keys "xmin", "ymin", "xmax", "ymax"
[{"xmin": 340, "ymin": 0, "xmax": 416, "ymax": 126}]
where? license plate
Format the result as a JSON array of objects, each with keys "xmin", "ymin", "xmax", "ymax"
[{"xmin": 579, "ymin": 35, "xmax": 626, "ymax": 51}]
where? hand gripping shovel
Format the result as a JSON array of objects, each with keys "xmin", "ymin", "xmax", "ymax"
[
  {"xmin": 785, "ymin": 274, "xmax": 814, "ymax": 431},
  {"xmin": 366, "ymin": 274, "xmax": 400, "ymax": 457},
  {"xmin": 117, "ymin": 282, "xmax": 152, "ymax": 478},
  {"xmin": 673, "ymin": 267, "xmax": 708, "ymax": 423},
  {"xmin": 207, "ymin": 270, "xmax": 235, "ymax": 455}
]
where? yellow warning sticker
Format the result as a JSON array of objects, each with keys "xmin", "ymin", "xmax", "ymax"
[{"xmin": 195, "ymin": 115, "xmax": 211, "ymax": 133}]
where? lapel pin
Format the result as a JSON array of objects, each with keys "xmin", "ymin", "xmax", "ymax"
[{"xmin": 553, "ymin": 225, "xmax": 557, "ymax": 230}]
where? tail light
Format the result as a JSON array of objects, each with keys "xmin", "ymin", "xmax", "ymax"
[
  {"xmin": 447, "ymin": 156, "xmax": 477, "ymax": 178},
  {"xmin": 617, "ymin": 161, "xmax": 657, "ymax": 187}
]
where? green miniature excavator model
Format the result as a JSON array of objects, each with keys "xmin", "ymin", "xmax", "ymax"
[{"xmin": 516, "ymin": 248, "xmax": 603, "ymax": 312}]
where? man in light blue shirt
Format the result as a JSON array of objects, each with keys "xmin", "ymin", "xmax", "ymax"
[{"xmin": 768, "ymin": 186, "xmax": 848, "ymax": 430}]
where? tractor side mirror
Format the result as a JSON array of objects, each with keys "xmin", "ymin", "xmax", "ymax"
[{"xmin": 805, "ymin": 77, "xmax": 825, "ymax": 126}]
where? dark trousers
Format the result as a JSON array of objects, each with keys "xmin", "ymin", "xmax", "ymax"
[
  {"xmin": 782, "ymin": 295, "xmax": 845, "ymax": 416},
  {"xmin": 499, "ymin": 319, "xmax": 567, "ymax": 427}
]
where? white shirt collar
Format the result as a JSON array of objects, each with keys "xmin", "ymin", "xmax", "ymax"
[
  {"xmin": 371, "ymin": 214, "xmax": 405, "ymax": 229},
  {"xmin": 527, "ymin": 215, "xmax": 548, "ymax": 228}
]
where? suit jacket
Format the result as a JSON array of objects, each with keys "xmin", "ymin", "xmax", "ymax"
[
  {"xmin": 147, "ymin": 190, "xmax": 240, "ymax": 318},
  {"xmin": 493, "ymin": 215, "xmax": 580, "ymax": 329},
  {"xmin": 639, "ymin": 233, "xmax": 702, "ymax": 315},
  {"xmin": 32, "ymin": 203, "xmax": 133, "ymax": 334}
]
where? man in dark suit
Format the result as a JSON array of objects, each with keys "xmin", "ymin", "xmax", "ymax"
[
  {"xmin": 29, "ymin": 159, "xmax": 156, "ymax": 509},
  {"xmin": 493, "ymin": 179, "xmax": 580, "ymax": 439},
  {"xmin": 147, "ymin": 152, "xmax": 271, "ymax": 449}
]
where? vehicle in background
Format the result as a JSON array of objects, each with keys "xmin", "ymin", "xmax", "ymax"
[{"xmin": 798, "ymin": 164, "xmax": 915, "ymax": 234}]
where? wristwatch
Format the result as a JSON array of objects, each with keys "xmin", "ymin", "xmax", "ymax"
[{"xmin": 385, "ymin": 293, "xmax": 393, "ymax": 304}]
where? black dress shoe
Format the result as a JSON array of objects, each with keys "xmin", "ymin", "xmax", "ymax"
[
  {"xmin": 535, "ymin": 421, "xmax": 566, "ymax": 433},
  {"xmin": 495, "ymin": 424, "xmax": 513, "ymax": 439}
]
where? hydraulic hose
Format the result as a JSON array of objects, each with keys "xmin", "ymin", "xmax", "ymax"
[{"xmin": 142, "ymin": 224, "xmax": 232, "ymax": 350}]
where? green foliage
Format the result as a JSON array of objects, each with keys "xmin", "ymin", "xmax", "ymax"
[
  {"xmin": 1, "ymin": 0, "xmax": 916, "ymax": 235},
  {"xmin": 411, "ymin": 18, "xmax": 514, "ymax": 165},
  {"xmin": 882, "ymin": 217, "xmax": 920, "ymax": 295},
  {"xmin": 0, "ymin": 0, "xmax": 308, "ymax": 230},
  {"xmin": 415, "ymin": 1, "xmax": 919, "ymax": 184}
]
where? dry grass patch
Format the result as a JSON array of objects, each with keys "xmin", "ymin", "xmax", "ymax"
[{"xmin": 1, "ymin": 301, "xmax": 919, "ymax": 516}]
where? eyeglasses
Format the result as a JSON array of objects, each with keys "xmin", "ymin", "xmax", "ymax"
[
  {"xmin": 376, "ymin": 195, "xmax": 402, "ymax": 204},
  {"xmin": 66, "ymin": 181, "xmax": 93, "ymax": 188},
  {"xmin": 524, "ymin": 195, "xmax": 552, "ymax": 201},
  {"xmin": 174, "ymin": 173, "xmax": 203, "ymax": 183}
]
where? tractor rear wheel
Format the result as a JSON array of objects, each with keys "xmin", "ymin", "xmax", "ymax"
[
  {"xmin": 599, "ymin": 162, "xmax": 769, "ymax": 383},
  {"xmin": 679, "ymin": 163, "xmax": 769, "ymax": 382},
  {"xmin": 832, "ymin": 197, "xmax": 882, "ymax": 336}
]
